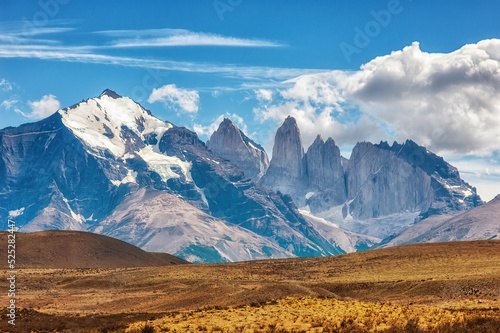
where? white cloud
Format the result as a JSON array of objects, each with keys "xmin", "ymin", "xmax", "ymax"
[
  {"xmin": 0, "ymin": 46, "xmax": 324, "ymax": 81},
  {"xmin": 0, "ymin": 79, "xmax": 12, "ymax": 91},
  {"xmin": 16, "ymin": 95, "xmax": 60, "ymax": 119},
  {"xmin": 0, "ymin": 25, "xmax": 307, "ymax": 82},
  {"xmin": 254, "ymin": 100, "xmax": 387, "ymax": 150},
  {"xmin": 336, "ymin": 40, "xmax": 500, "ymax": 156},
  {"xmin": 256, "ymin": 39, "xmax": 500, "ymax": 156},
  {"xmin": 97, "ymin": 28, "xmax": 284, "ymax": 48},
  {"xmin": 193, "ymin": 113, "xmax": 249, "ymax": 139},
  {"xmin": 255, "ymin": 89, "xmax": 273, "ymax": 102},
  {"xmin": 148, "ymin": 84, "xmax": 199, "ymax": 114}
]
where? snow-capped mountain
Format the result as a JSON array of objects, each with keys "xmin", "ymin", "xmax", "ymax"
[
  {"xmin": 0, "ymin": 90, "xmax": 346, "ymax": 263},
  {"xmin": 212, "ymin": 116, "xmax": 482, "ymax": 240}
]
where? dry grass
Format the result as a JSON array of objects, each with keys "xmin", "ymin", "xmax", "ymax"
[
  {"xmin": 1, "ymin": 240, "xmax": 499, "ymax": 332},
  {"xmin": 126, "ymin": 297, "xmax": 500, "ymax": 333}
]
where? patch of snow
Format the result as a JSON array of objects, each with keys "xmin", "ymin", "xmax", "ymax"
[
  {"xmin": 305, "ymin": 192, "xmax": 315, "ymax": 200},
  {"xmin": 300, "ymin": 209, "xmax": 339, "ymax": 228},
  {"xmin": 462, "ymin": 188, "xmax": 473, "ymax": 197},
  {"xmin": 301, "ymin": 209, "xmax": 381, "ymax": 253},
  {"xmin": 111, "ymin": 170, "xmax": 138, "ymax": 187},
  {"xmin": 202, "ymin": 157, "xmax": 220, "ymax": 165},
  {"xmin": 138, "ymin": 146, "xmax": 192, "ymax": 182},
  {"xmin": 62, "ymin": 197, "xmax": 86, "ymax": 224}
]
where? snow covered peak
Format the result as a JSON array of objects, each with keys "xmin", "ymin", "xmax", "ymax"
[{"xmin": 59, "ymin": 92, "xmax": 171, "ymax": 157}]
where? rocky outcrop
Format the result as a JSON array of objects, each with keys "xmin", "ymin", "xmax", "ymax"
[
  {"xmin": 0, "ymin": 112, "xmax": 118, "ymax": 230},
  {"xmin": 374, "ymin": 140, "xmax": 482, "ymax": 217},
  {"xmin": 346, "ymin": 140, "xmax": 482, "ymax": 220},
  {"xmin": 159, "ymin": 125, "xmax": 341, "ymax": 257},
  {"xmin": 207, "ymin": 118, "xmax": 269, "ymax": 181},
  {"xmin": 346, "ymin": 141, "xmax": 433, "ymax": 220},
  {"xmin": 260, "ymin": 116, "xmax": 308, "ymax": 200},
  {"xmin": 305, "ymin": 136, "xmax": 347, "ymax": 211}
]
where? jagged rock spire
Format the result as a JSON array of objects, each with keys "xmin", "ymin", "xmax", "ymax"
[{"xmin": 207, "ymin": 118, "xmax": 269, "ymax": 181}]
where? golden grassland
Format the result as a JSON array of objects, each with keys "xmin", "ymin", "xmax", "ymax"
[
  {"xmin": 126, "ymin": 297, "xmax": 500, "ymax": 333},
  {"xmin": 0, "ymin": 240, "xmax": 499, "ymax": 332}
]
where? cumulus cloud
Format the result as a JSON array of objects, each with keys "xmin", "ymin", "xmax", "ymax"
[
  {"xmin": 16, "ymin": 94, "xmax": 60, "ymax": 119},
  {"xmin": 337, "ymin": 40, "xmax": 500, "ymax": 155},
  {"xmin": 256, "ymin": 39, "xmax": 500, "ymax": 156},
  {"xmin": 255, "ymin": 89, "xmax": 273, "ymax": 102},
  {"xmin": 193, "ymin": 113, "xmax": 249, "ymax": 139},
  {"xmin": 148, "ymin": 84, "xmax": 199, "ymax": 114}
]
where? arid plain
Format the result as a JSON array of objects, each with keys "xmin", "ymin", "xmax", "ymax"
[{"xmin": 1, "ymin": 233, "xmax": 499, "ymax": 332}]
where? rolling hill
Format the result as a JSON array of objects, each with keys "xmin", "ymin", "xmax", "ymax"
[{"xmin": 0, "ymin": 230, "xmax": 189, "ymax": 269}]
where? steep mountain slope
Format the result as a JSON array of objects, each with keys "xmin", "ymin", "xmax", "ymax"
[
  {"xmin": 94, "ymin": 187, "xmax": 294, "ymax": 263},
  {"xmin": 381, "ymin": 194, "xmax": 500, "ymax": 247},
  {"xmin": 0, "ymin": 110, "xmax": 118, "ymax": 230},
  {"xmin": 0, "ymin": 230, "xmax": 189, "ymax": 269},
  {"xmin": 1, "ymin": 90, "xmax": 341, "ymax": 262},
  {"xmin": 206, "ymin": 118, "xmax": 269, "ymax": 181}
]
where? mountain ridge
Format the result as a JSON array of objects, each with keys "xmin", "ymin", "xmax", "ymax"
[
  {"xmin": 210, "ymin": 116, "xmax": 483, "ymax": 241},
  {"xmin": 0, "ymin": 89, "xmax": 489, "ymax": 263}
]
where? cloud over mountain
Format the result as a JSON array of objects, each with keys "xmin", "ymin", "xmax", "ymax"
[
  {"xmin": 149, "ymin": 84, "xmax": 199, "ymax": 114},
  {"xmin": 256, "ymin": 39, "xmax": 500, "ymax": 156},
  {"xmin": 16, "ymin": 94, "xmax": 60, "ymax": 119}
]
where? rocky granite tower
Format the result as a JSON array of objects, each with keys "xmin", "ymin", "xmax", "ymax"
[
  {"xmin": 259, "ymin": 116, "xmax": 307, "ymax": 200},
  {"xmin": 206, "ymin": 118, "xmax": 269, "ymax": 181},
  {"xmin": 304, "ymin": 135, "xmax": 347, "ymax": 211}
]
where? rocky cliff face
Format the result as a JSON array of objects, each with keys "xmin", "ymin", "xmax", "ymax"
[
  {"xmin": 346, "ymin": 141, "xmax": 433, "ymax": 220},
  {"xmin": 206, "ymin": 118, "xmax": 269, "ymax": 181},
  {"xmin": 345, "ymin": 140, "xmax": 482, "ymax": 221},
  {"xmin": 305, "ymin": 135, "xmax": 347, "ymax": 212},
  {"xmin": 257, "ymin": 117, "xmax": 348, "ymax": 209},
  {"xmin": 0, "ymin": 112, "xmax": 118, "ymax": 231},
  {"xmin": 260, "ymin": 116, "xmax": 308, "ymax": 200}
]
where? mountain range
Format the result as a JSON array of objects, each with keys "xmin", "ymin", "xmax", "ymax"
[
  {"xmin": 1, "ymin": 89, "xmax": 494, "ymax": 263},
  {"xmin": 212, "ymin": 115, "xmax": 483, "ymax": 239}
]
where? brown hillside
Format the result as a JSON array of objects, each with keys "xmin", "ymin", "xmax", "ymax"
[
  {"xmin": 0, "ymin": 230, "xmax": 189, "ymax": 269},
  {"xmin": 0, "ymin": 240, "xmax": 499, "ymax": 332}
]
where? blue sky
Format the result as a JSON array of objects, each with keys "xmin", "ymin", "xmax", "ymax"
[{"xmin": 1, "ymin": 0, "xmax": 500, "ymax": 200}]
